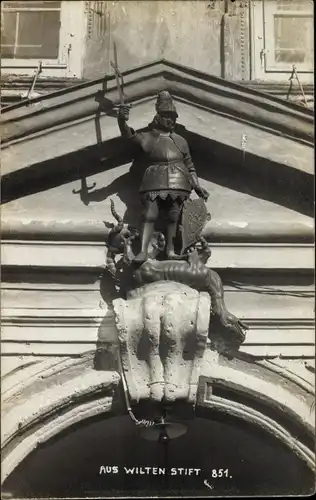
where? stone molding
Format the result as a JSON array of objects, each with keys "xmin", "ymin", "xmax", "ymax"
[
  {"xmin": 1, "ymin": 60, "xmax": 313, "ymax": 146},
  {"xmin": 201, "ymin": 394, "xmax": 314, "ymax": 469},
  {"xmin": 1, "ymin": 218, "xmax": 314, "ymax": 243},
  {"xmin": 1, "ymin": 350, "xmax": 314, "ymax": 483},
  {"xmin": 1, "ymin": 79, "xmax": 313, "ymax": 112},
  {"xmin": 2, "ymin": 240, "xmax": 314, "ymax": 270},
  {"xmin": 2, "ymin": 263, "xmax": 314, "ymax": 360},
  {"xmin": 1, "ymin": 77, "xmax": 313, "ymax": 98},
  {"xmin": 1, "ymin": 359, "xmax": 119, "ymax": 483}
]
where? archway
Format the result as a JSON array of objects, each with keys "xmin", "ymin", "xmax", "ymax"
[
  {"xmin": 1, "ymin": 351, "xmax": 315, "ymax": 497},
  {"xmin": 2, "ymin": 410, "xmax": 314, "ymax": 498}
]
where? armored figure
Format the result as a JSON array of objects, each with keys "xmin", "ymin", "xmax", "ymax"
[
  {"xmin": 117, "ymin": 91, "xmax": 209, "ymax": 263},
  {"xmin": 103, "ymin": 76, "xmax": 247, "ymax": 417}
]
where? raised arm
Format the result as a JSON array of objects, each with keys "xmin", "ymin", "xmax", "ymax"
[
  {"xmin": 117, "ymin": 105, "xmax": 145, "ymax": 150},
  {"xmin": 117, "ymin": 105, "xmax": 135, "ymax": 138}
]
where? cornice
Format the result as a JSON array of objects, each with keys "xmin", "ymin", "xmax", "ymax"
[
  {"xmin": 2, "ymin": 76, "xmax": 313, "ymax": 95},
  {"xmin": 1, "ymin": 75, "xmax": 86, "ymax": 89},
  {"xmin": 1, "ymin": 239, "xmax": 314, "ymax": 271},
  {"xmin": 1, "ymin": 78, "xmax": 313, "ymax": 111},
  {"xmin": 1, "ymin": 218, "xmax": 314, "ymax": 243},
  {"xmin": 240, "ymin": 81, "xmax": 314, "ymax": 95},
  {"xmin": 1, "ymin": 60, "xmax": 313, "ymax": 146}
]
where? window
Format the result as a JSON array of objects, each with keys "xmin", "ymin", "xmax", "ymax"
[
  {"xmin": 2, "ymin": 1, "xmax": 61, "ymax": 60},
  {"xmin": 1, "ymin": 1, "xmax": 86, "ymax": 78},
  {"xmin": 251, "ymin": 0, "xmax": 314, "ymax": 82}
]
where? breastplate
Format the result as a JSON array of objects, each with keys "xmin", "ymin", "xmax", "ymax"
[{"xmin": 148, "ymin": 134, "xmax": 183, "ymax": 163}]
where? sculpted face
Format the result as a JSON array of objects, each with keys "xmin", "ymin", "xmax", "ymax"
[
  {"xmin": 108, "ymin": 226, "xmax": 133, "ymax": 252},
  {"xmin": 152, "ymin": 111, "xmax": 177, "ymax": 132}
]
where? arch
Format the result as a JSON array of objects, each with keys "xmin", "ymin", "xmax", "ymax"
[{"xmin": 1, "ymin": 350, "xmax": 314, "ymax": 483}]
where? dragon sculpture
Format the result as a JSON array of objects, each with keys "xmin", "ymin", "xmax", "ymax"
[{"xmin": 105, "ymin": 200, "xmax": 247, "ymax": 357}]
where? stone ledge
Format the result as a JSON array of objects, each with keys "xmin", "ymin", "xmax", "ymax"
[
  {"xmin": 1, "ymin": 341, "xmax": 314, "ymax": 360},
  {"xmin": 1, "ymin": 239, "xmax": 314, "ymax": 270},
  {"xmin": 1, "ymin": 218, "xmax": 313, "ymax": 242}
]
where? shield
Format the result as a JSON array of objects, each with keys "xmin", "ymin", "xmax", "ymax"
[{"xmin": 180, "ymin": 198, "xmax": 211, "ymax": 253}]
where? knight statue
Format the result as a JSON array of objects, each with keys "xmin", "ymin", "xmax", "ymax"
[
  {"xmin": 100, "ymin": 79, "xmax": 248, "ymax": 417},
  {"xmin": 117, "ymin": 91, "xmax": 209, "ymax": 263}
]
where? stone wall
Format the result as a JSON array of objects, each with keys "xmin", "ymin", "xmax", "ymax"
[
  {"xmin": 82, "ymin": 0, "xmax": 250, "ymax": 80},
  {"xmin": 1, "ymin": 1, "xmax": 314, "ymax": 109}
]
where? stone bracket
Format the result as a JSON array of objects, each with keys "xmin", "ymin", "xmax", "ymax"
[{"xmin": 113, "ymin": 282, "xmax": 211, "ymax": 404}]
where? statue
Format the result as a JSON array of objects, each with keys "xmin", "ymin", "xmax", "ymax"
[
  {"xmin": 117, "ymin": 91, "xmax": 209, "ymax": 263},
  {"xmin": 106, "ymin": 212, "xmax": 247, "ymax": 356},
  {"xmin": 106, "ymin": 216, "xmax": 248, "ymax": 404},
  {"xmin": 101, "ymin": 72, "xmax": 247, "ymax": 416}
]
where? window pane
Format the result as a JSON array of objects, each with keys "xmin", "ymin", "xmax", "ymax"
[
  {"xmin": 2, "ymin": 9, "xmax": 61, "ymax": 59},
  {"xmin": 1, "ymin": 11, "xmax": 17, "ymax": 45},
  {"xmin": 1, "ymin": 1, "xmax": 61, "ymax": 59},
  {"xmin": 274, "ymin": 15, "xmax": 313, "ymax": 65}
]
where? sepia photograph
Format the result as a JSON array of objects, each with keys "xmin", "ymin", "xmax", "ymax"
[{"xmin": 1, "ymin": 0, "xmax": 315, "ymax": 498}]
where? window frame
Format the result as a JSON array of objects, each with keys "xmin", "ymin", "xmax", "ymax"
[
  {"xmin": 1, "ymin": 1, "xmax": 65, "ymax": 66},
  {"xmin": 250, "ymin": 0, "xmax": 314, "ymax": 83},
  {"xmin": 1, "ymin": 1, "xmax": 86, "ymax": 78}
]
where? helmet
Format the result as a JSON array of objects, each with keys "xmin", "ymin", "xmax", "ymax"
[{"xmin": 155, "ymin": 91, "xmax": 178, "ymax": 117}]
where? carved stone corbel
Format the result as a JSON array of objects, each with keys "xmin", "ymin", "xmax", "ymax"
[{"xmin": 113, "ymin": 281, "xmax": 211, "ymax": 404}]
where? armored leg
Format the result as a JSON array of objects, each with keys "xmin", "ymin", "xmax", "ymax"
[
  {"xmin": 166, "ymin": 200, "xmax": 182, "ymax": 259},
  {"xmin": 134, "ymin": 199, "xmax": 159, "ymax": 263}
]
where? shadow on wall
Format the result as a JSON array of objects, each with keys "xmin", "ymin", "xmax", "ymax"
[
  {"xmin": 1, "ymin": 125, "xmax": 314, "ymax": 220},
  {"xmin": 93, "ymin": 272, "xmax": 120, "ymax": 372},
  {"xmin": 71, "ymin": 129, "xmax": 313, "ymax": 222}
]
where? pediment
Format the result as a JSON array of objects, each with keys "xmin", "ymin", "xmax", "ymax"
[
  {"xmin": 1, "ymin": 153, "xmax": 313, "ymax": 247},
  {"xmin": 1, "ymin": 60, "xmax": 313, "ymax": 241},
  {"xmin": 1, "ymin": 60, "xmax": 313, "ymax": 169}
]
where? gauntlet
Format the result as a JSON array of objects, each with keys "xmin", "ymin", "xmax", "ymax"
[{"xmin": 117, "ymin": 105, "xmax": 130, "ymax": 122}]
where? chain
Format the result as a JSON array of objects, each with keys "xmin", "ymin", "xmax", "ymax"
[{"xmin": 118, "ymin": 354, "xmax": 155, "ymax": 428}]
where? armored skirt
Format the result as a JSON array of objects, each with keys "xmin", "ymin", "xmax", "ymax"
[{"xmin": 135, "ymin": 131, "xmax": 196, "ymax": 202}]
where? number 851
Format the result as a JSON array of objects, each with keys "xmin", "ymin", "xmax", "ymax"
[{"xmin": 211, "ymin": 469, "xmax": 230, "ymax": 478}]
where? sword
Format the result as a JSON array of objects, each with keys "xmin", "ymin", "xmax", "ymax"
[{"xmin": 110, "ymin": 42, "xmax": 128, "ymax": 106}]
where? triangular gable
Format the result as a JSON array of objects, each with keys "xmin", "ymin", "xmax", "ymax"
[
  {"xmin": 1, "ymin": 59, "xmax": 313, "ymax": 146},
  {"xmin": 1, "ymin": 60, "xmax": 313, "ymax": 239}
]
